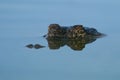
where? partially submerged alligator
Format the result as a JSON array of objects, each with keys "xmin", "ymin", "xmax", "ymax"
[
  {"xmin": 26, "ymin": 24, "xmax": 105, "ymax": 50},
  {"xmin": 44, "ymin": 24, "xmax": 103, "ymax": 39}
]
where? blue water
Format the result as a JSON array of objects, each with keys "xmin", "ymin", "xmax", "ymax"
[{"xmin": 0, "ymin": 0, "xmax": 120, "ymax": 80}]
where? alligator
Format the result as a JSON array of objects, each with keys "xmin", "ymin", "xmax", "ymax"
[
  {"xmin": 44, "ymin": 24, "xmax": 103, "ymax": 39},
  {"xmin": 26, "ymin": 24, "xmax": 105, "ymax": 51}
]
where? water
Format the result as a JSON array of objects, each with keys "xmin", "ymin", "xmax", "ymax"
[{"xmin": 0, "ymin": 0, "xmax": 120, "ymax": 80}]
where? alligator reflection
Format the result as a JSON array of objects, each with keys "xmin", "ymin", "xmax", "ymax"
[
  {"xmin": 26, "ymin": 37, "xmax": 98, "ymax": 51},
  {"xmin": 47, "ymin": 37, "xmax": 96, "ymax": 50}
]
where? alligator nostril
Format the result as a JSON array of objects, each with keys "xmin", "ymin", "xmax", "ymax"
[{"xmin": 26, "ymin": 44, "xmax": 34, "ymax": 48}]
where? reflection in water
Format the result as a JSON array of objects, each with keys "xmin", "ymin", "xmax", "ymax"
[
  {"xmin": 26, "ymin": 36, "xmax": 100, "ymax": 51},
  {"xmin": 46, "ymin": 37, "xmax": 97, "ymax": 50}
]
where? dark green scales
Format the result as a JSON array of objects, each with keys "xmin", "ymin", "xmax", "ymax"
[{"xmin": 45, "ymin": 24, "xmax": 103, "ymax": 39}]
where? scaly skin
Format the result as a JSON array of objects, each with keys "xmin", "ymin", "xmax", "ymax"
[{"xmin": 45, "ymin": 24, "xmax": 103, "ymax": 39}]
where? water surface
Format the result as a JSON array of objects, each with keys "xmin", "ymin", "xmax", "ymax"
[{"xmin": 0, "ymin": 0, "xmax": 120, "ymax": 80}]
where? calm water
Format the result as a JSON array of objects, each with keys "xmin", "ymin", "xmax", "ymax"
[{"xmin": 0, "ymin": 0, "xmax": 120, "ymax": 80}]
